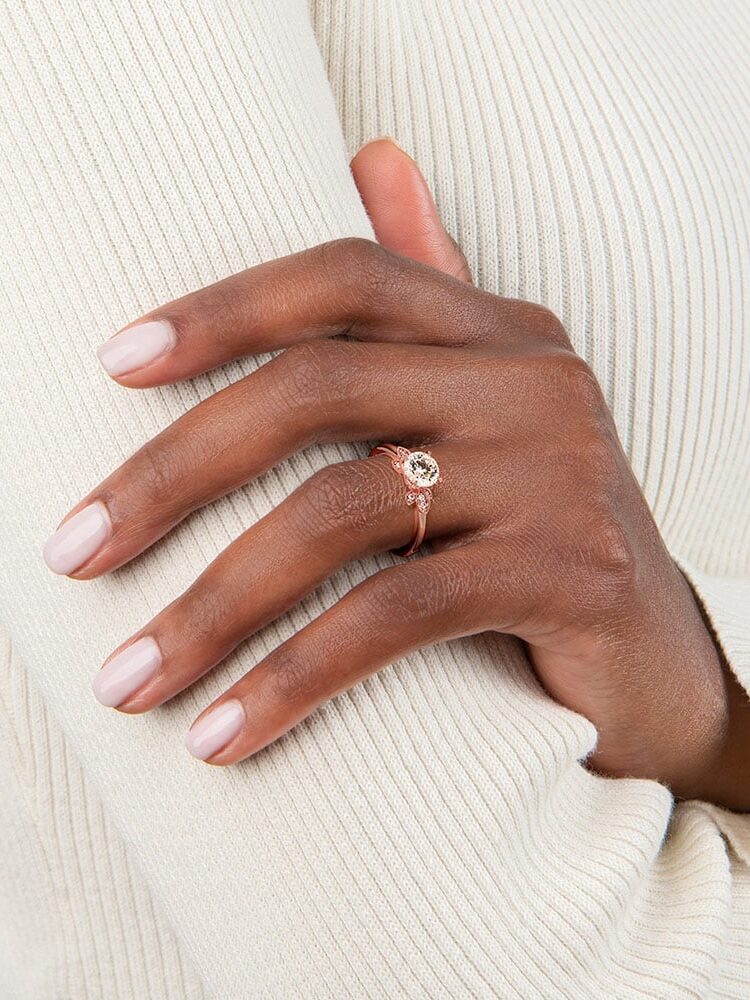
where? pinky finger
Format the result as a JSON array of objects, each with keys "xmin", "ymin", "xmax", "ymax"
[{"xmin": 185, "ymin": 545, "xmax": 495, "ymax": 765}]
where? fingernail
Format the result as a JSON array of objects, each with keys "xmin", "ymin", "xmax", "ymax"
[
  {"xmin": 97, "ymin": 319, "xmax": 176, "ymax": 376},
  {"xmin": 185, "ymin": 699, "xmax": 245, "ymax": 761},
  {"xmin": 43, "ymin": 502, "xmax": 112, "ymax": 575},
  {"xmin": 93, "ymin": 637, "xmax": 162, "ymax": 708}
]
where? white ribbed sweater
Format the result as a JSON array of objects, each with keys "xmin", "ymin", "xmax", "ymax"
[{"xmin": 0, "ymin": 1, "xmax": 748, "ymax": 997}]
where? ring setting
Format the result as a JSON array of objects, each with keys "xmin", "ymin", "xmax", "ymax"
[
  {"xmin": 401, "ymin": 450, "xmax": 441, "ymax": 490},
  {"xmin": 370, "ymin": 445, "xmax": 443, "ymax": 557}
]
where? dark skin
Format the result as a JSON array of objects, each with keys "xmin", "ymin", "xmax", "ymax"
[{"xmin": 46, "ymin": 140, "xmax": 749, "ymax": 809}]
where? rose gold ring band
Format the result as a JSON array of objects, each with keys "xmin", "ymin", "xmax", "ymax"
[{"xmin": 370, "ymin": 444, "xmax": 442, "ymax": 557}]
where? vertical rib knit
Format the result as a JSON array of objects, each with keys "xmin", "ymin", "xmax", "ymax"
[
  {"xmin": 0, "ymin": 1, "xmax": 747, "ymax": 997},
  {"xmin": 0, "ymin": 630, "xmax": 207, "ymax": 1000}
]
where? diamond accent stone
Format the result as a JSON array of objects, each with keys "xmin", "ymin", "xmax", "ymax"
[{"xmin": 403, "ymin": 451, "xmax": 440, "ymax": 488}]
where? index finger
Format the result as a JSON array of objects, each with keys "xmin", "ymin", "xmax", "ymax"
[{"xmin": 96, "ymin": 238, "xmax": 508, "ymax": 387}]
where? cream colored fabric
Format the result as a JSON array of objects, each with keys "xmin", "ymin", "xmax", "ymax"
[
  {"xmin": 0, "ymin": 629, "xmax": 207, "ymax": 1000},
  {"xmin": 0, "ymin": 1, "xmax": 748, "ymax": 997}
]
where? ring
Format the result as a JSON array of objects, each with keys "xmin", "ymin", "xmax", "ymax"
[{"xmin": 370, "ymin": 445, "xmax": 443, "ymax": 557}]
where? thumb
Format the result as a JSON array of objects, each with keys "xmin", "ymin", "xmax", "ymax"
[{"xmin": 350, "ymin": 138, "xmax": 472, "ymax": 283}]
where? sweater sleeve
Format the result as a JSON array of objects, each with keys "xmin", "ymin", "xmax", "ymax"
[{"xmin": 2, "ymin": 1, "xmax": 749, "ymax": 996}]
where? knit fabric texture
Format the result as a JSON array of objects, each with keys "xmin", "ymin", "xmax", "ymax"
[{"xmin": 0, "ymin": 1, "xmax": 748, "ymax": 997}]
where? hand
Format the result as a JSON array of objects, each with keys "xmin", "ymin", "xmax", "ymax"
[{"xmin": 44, "ymin": 140, "xmax": 746, "ymax": 808}]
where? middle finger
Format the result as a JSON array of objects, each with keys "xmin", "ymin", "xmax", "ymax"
[{"xmin": 44, "ymin": 340, "xmax": 499, "ymax": 579}]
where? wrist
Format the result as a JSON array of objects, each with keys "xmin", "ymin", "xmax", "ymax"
[
  {"xmin": 685, "ymin": 662, "xmax": 750, "ymax": 812},
  {"xmin": 670, "ymin": 568, "xmax": 750, "ymax": 811}
]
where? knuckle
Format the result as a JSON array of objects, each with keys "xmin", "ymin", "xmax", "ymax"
[
  {"xmin": 580, "ymin": 433, "xmax": 620, "ymax": 489},
  {"xmin": 297, "ymin": 461, "xmax": 378, "ymax": 536},
  {"xmin": 596, "ymin": 518, "xmax": 636, "ymax": 578},
  {"xmin": 271, "ymin": 340, "xmax": 365, "ymax": 423},
  {"xmin": 324, "ymin": 235, "xmax": 381, "ymax": 263},
  {"xmin": 572, "ymin": 364, "xmax": 606, "ymax": 415},
  {"xmin": 551, "ymin": 509, "xmax": 637, "ymax": 623},
  {"xmin": 322, "ymin": 237, "xmax": 397, "ymax": 316},
  {"xmin": 365, "ymin": 567, "xmax": 419, "ymax": 618},
  {"xmin": 584, "ymin": 512, "xmax": 637, "ymax": 605},
  {"xmin": 563, "ymin": 352, "xmax": 602, "ymax": 401},
  {"xmin": 133, "ymin": 438, "xmax": 183, "ymax": 504},
  {"xmin": 181, "ymin": 583, "xmax": 236, "ymax": 644},
  {"xmin": 272, "ymin": 342, "xmax": 331, "ymax": 412},
  {"xmin": 546, "ymin": 351, "xmax": 607, "ymax": 420},
  {"xmin": 547, "ymin": 446, "xmax": 636, "ymax": 616},
  {"xmin": 366, "ymin": 561, "xmax": 465, "ymax": 622},
  {"xmin": 186, "ymin": 276, "xmax": 254, "ymax": 350},
  {"xmin": 268, "ymin": 646, "xmax": 318, "ymax": 703},
  {"xmin": 519, "ymin": 302, "xmax": 569, "ymax": 346},
  {"xmin": 472, "ymin": 296, "xmax": 515, "ymax": 345}
]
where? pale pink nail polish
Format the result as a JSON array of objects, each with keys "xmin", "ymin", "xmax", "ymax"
[
  {"xmin": 185, "ymin": 699, "xmax": 245, "ymax": 761},
  {"xmin": 97, "ymin": 319, "xmax": 176, "ymax": 376},
  {"xmin": 43, "ymin": 502, "xmax": 112, "ymax": 575},
  {"xmin": 93, "ymin": 637, "xmax": 161, "ymax": 708}
]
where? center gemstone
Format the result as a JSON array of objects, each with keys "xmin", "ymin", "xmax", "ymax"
[{"xmin": 403, "ymin": 451, "xmax": 440, "ymax": 488}]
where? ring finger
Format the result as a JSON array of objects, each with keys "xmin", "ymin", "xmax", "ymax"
[{"xmin": 91, "ymin": 443, "xmax": 495, "ymax": 714}]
